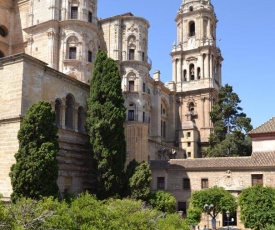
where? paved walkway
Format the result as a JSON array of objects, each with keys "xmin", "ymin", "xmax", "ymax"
[
  {"xmin": 196, "ymin": 227, "xmax": 240, "ymax": 230},
  {"xmin": 218, "ymin": 227, "xmax": 240, "ymax": 230}
]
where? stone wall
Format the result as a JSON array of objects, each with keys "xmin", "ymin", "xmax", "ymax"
[
  {"xmin": 151, "ymin": 166, "xmax": 275, "ymax": 229},
  {"xmin": 0, "ymin": 54, "xmax": 92, "ymax": 197}
]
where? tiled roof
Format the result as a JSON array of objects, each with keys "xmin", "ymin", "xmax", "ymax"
[
  {"xmin": 150, "ymin": 151, "xmax": 275, "ymax": 170},
  {"xmin": 250, "ymin": 117, "xmax": 275, "ymax": 134}
]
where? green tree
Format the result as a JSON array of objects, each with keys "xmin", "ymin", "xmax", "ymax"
[
  {"xmin": 0, "ymin": 194, "xmax": 8, "ymax": 229},
  {"xmin": 2, "ymin": 194, "xmax": 190, "ymax": 230},
  {"xmin": 9, "ymin": 101, "xmax": 59, "ymax": 202},
  {"xmin": 206, "ymin": 84, "xmax": 253, "ymax": 157},
  {"xmin": 5, "ymin": 197, "xmax": 60, "ymax": 230},
  {"xmin": 149, "ymin": 190, "xmax": 176, "ymax": 213},
  {"xmin": 186, "ymin": 206, "xmax": 201, "ymax": 226},
  {"xmin": 157, "ymin": 213, "xmax": 190, "ymax": 230},
  {"xmin": 238, "ymin": 185, "xmax": 275, "ymax": 230},
  {"xmin": 86, "ymin": 50, "xmax": 126, "ymax": 199},
  {"xmin": 189, "ymin": 186, "xmax": 237, "ymax": 228},
  {"xmin": 123, "ymin": 159, "xmax": 139, "ymax": 197},
  {"xmin": 129, "ymin": 161, "xmax": 152, "ymax": 200},
  {"xmin": 105, "ymin": 198, "xmax": 159, "ymax": 230}
]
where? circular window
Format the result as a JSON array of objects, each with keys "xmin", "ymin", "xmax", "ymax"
[{"xmin": 0, "ymin": 26, "xmax": 8, "ymax": 37}]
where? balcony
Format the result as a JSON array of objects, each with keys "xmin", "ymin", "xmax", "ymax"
[
  {"xmin": 123, "ymin": 85, "xmax": 139, "ymax": 93},
  {"xmin": 62, "ymin": 11, "xmax": 99, "ymax": 26},
  {"xmin": 126, "ymin": 114, "xmax": 150, "ymax": 124},
  {"xmin": 121, "ymin": 52, "xmax": 152, "ymax": 68}
]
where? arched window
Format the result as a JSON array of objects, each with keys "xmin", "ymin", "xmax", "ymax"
[
  {"xmin": 88, "ymin": 50, "xmax": 92, "ymax": 62},
  {"xmin": 183, "ymin": 69, "xmax": 187, "ymax": 81},
  {"xmin": 55, "ymin": 99, "xmax": 62, "ymax": 127},
  {"xmin": 189, "ymin": 102, "xmax": 195, "ymax": 112},
  {"xmin": 65, "ymin": 94, "xmax": 74, "ymax": 128},
  {"xmin": 0, "ymin": 51, "xmax": 4, "ymax": 59},
  {"xmin": 190, "ymin": 64, "xmax": 195, "ymax": 81},
  {"xmin": 162, "ymin": 121, "xmax": 166, "ymax": 138},
  {"xmin": 78, "ymin": 106, "xmax": 85, "ymax": 132},
  {"xmin": 161, "ymin": 100, "xmax": 168, "ymax": 139},
  {"xmin": 88, "ymin": 11, "xmax": 93, "ymax": 23},
  {"xmin": 189, "ymin": 21, "xmax": 195, "ymax": 36},
  {"xmin": 197, "ymin": 67, "xmax": 201, "ymax": 80},
  {"xmin": 188, "ymin": 102, "xmax": 197, "ymax": 120},
  {"xmin": 0, "ymin": 26, "xmax": 8, "ymax": 37},
  {"xmin": 189, "ymin": 6, "xmax": 193, "ymax": 12},
  {"xmin": 87, "ymin": 40, "xmax": 97, "ymax": 63}
]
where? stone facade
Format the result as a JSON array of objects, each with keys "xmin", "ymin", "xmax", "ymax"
[
  {"xmin": 0, "ymin": 0, "xmax": 186, "ymax": 198},
  {"xmin": 1, "ymin": 0, "xmax": 275, "ymax": 229}
]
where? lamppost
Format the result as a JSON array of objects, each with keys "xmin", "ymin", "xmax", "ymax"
[
  {"xmin": 204, "ymin": 204, "xmax": 214, "ymax": 230},
  {"xmin": 226, "ymin": 210, "xmax": 230, "ymax": 230}
]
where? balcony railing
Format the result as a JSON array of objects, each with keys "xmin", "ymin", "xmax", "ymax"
[
  {"xmin": 122, "ymin": 53, "xmax": 152, "ymax": 66},
  {"xmin": 126, "ymin": 114, "xmax": 150, "ymax": 124},
  {"xmin": 62, "ymin": 12, "xmax": 99, "ymax": 25},
  {"xmin": 123, "ymin": 85, "xmax": 139, "ymax": 93}
]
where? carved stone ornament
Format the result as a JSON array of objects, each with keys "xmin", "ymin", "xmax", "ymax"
[
  {"xmin": 127, "ymin": 23, "xmax": 139, "ymax": 33},
  {"xmin": 47, "ymin": 29, "xmax": 56, "ymax": 39},
  {"xmin": 27, "ymin": 36, "xmax": 34, "ymax": 44}
]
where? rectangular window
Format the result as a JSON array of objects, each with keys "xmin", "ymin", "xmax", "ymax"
[
  {"xmin": 157, "ymin": 177, "xmax": 165, "ymax": 190},
  {"xmin": 143, "ymin": 112, "xmax": 145, "ymax": 122},
  {"xmin": 128, "ymin": 110, "xmax": 134, "ymax": 121},
  {"xmin": 88, "ymin": 51, "xmax": 92, "ymax": 62},
  {"xmin": 129, "ymin": 49, "xmax": 135, "ymax": 60},
  {"xmin": 252, "ymin": 174, "xmax": 263, "ymax": 186},
  {"xmin": 88, "ymin": 11, "xmax": 93, "ymax": 23},
  {"xmin": 183, "ymin": 178, "xmax": 190, "ymax": 190},
  {"xmin": 187, "ymin": 152, "xmax": 191, "ymax": 158},
  {"xmin": 187, "ymin": 142, "xmax": 191, "ymax": 147},
  {"xmin": 143, "ymin": 83, "xmax": 146, "ymax": 92},
  {"xmin": 129, "ymin": 81, "xmax": 135, "ymax": 92},
  {"xmin": 142, "ymin": 52, "xmax": 145, "ymax": 61},
  {"xmin": 178, "ymin": 202, "xmax": 187, "ymax": 214},
  {"xmin": 71, "ymin": 7, "xmax": 78, "ymax": 19},
  {"xmin": 69, "ymin": 47, "xmax": 76, "ymax": 59},
  {"xmin": 187, "ymin": 132, "xmax": 191, "ymax": 138},
  {"xmin": 201, "ymin": 178, "xmax": 209, "ymax": 189}
]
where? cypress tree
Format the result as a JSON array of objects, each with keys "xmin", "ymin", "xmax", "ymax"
[
  {"xmin": 87, "ymin": 50, "xmax": 126, "ymax": 199},
  {"xmin": 10, "ymin": 101, "xmax": 59, "ymax": 201}
]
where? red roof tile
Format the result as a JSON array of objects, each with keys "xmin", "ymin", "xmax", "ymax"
[{"xmin": 150, "ymin": 151, "xmax": 275, "ymax": 170}]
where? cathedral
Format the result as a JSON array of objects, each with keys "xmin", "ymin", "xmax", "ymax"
[{"xmin": 1, "ymin": 0, "xmax": 275, "ymax": 228}]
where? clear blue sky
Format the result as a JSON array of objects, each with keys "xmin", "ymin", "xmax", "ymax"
[{"xmin": 98, "ymin": 0, "xmax": 275, "ymax": 129}]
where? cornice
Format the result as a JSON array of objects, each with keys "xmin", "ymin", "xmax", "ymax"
[
  {"xmin": 100, "ymin": 14, "xmax": 150, "ymax": 28},
  {"xmin": 0, "ymin": 53, "xmax": 89, "ymax": 90}
]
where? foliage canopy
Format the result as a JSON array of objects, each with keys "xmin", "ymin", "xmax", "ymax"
[
  {"xmin": 188, "ymin": 186, "xmax": 237, "ymax": 220},
  {"xmin": 206, "ymin": 84, "xmax": 253, "ymax": 157},
  {"xmin": 149, "ymin": 190, "xmax": 177, "ymax": 214},
  {"xmin": 0, "ymin": 193, "xmax": 189, "ymax": 230},
  {"xmin": 86, "ymin": 50, "xmax": 126, "ymax": 199},
  {"xmin": 129, "ymin": 161, "xmax": 152, "ymax": 200},
  {"xmin": 9, "ymin": 101, "xmax": 59, "ymax": 202},
  {"xmin": 238, "ymin": 185, "xmax": 275, "ymax": 230}
]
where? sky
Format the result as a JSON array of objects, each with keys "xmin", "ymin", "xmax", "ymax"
[{"xmin": 98, "ymin": 0, "xmax": 275, "ymax": 129}]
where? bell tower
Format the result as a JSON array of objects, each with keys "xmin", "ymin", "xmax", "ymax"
[{"xmin": 172, "ymin": 0, "xmax": 223, "ymax": 158}]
